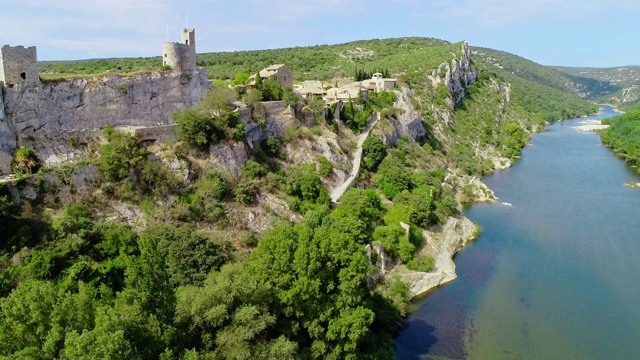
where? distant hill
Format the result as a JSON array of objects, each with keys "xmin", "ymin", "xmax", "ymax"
[
  {"xmin": 470, "ymin": 47, "xmax": 598, "ymax": 120},
  {"xmin": 554, "ymin": 66, "xmax": 640, "ymax": 109}
]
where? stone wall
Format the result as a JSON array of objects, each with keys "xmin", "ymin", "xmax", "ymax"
[
  {"xmin": 0, "ymin": 70, "xmax": 210, "ymax": 167},
  {"xmin": 0, "ymin": 45, "xmax": 39, "ymax": 87}
]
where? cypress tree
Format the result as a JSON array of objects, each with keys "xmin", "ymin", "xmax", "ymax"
[{"xmin": 255, "ymin": 72, "xmax": 263, "ymax": 91}]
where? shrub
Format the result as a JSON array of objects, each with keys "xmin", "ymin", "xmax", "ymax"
[
  {"xmin": 98, "ymin": 131, "xmax": 146, "ymax": 181},
  {"xmin": 235, "ymin": 123, "xmax": 246, "ymax": 141},
  {"xmin": 285, "ymin": 163, "xmax": 324, "ymax": 202},
  {"xmin": 317, "ymin": 156, "xmax": 333, "ymax": 177},
  {"xmin": 240, "ymin": 160, "xmax": 267, "ymax": 180},
  {"xmin": 234, "ymin": 180, "xmax": 258, "ymax": 204},
  {"xmin": 11, "ymin": 147, "xmax": 42, "ymax": 175},
  {"xmin": 195, "ymin": 170, "xmax": 228, "ymax": 202},
  {"xmin": 174, "ymin": 108, "xmax": 214, "ymax": 148}
]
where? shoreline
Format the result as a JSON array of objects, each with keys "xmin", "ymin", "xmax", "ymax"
[{"xmin": 392, "ymin": 216, "xmax": 481, "ymax": 299}]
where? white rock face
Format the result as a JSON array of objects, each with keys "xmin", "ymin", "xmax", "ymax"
[
  {"xmin": 0, "ymin": 70, "xmax": 211, "ymax": 167},
  {"xmin": 392, "ymin": 216, "xmax": 479, "ymax": 299}
]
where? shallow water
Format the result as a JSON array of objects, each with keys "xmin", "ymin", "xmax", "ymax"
[{"xmin": 394, "ymin": 106, "xmax": 640, "ymax": 359}]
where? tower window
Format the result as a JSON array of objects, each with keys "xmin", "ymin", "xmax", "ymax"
[
  {"xmin": 20, "ymin": 72, "xmax": 26, "ymax": 80},
  {"xmin": 185, "ymin": 40, "xmax": 189, "ymax": 45}
]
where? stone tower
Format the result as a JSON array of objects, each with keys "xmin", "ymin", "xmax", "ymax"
[
  {"xmin": 162, "ymin": 28, "xmax": 197, "ymax": 72},
  {"xmin": 0, "ymin": 45, "xmax": 40, "ymax": 87}
]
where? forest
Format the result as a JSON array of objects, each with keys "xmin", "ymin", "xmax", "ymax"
[{"xmin": 600, "ymin": 107, "xmax": 640, "ymax": 170}]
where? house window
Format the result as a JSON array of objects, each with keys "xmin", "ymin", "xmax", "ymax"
[{"xmin": 20, "ymin": 72, "xmax": 26, "ymax": 80}]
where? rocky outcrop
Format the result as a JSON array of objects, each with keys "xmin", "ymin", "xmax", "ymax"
[
  {"xmin": 391, "ymin": 216, "xmax": 479, "ymax": 299},
  {"xmin": 243, "ymin": 101, "xmax": 294, "ymax": 146},
  {"xmin": 429, "ymin": 42, "xmax": 478, "ymax": 105},
  {"xmin": 374, "ymin": 86, "xmax": 426, "ymax": 146},
  {"xmin": 0, "ymin": 70, "xmax": 211, "ymax": 168}
]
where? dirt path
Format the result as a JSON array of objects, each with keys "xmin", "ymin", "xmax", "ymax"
[{"xmin": 330, "ymin": 116, "xmax": 378, "ymax": 203}]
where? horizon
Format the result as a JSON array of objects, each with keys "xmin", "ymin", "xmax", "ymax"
[{"xmin": 2, "ymin": 1, "xmax": 639, "ymax": 68}]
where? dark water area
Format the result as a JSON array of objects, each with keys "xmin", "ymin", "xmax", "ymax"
[{"xmin": 394, "ymin": 106, "xmax": 640, "ymax": 359}]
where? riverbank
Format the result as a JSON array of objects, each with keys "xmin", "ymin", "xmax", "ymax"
[
  {"xmin": 392, "ymin": 216, "xmax": 480, "ymax": 298},
  {"xmin": 572, "ymin": 119, "xmax": 609, "ymax": 132}
]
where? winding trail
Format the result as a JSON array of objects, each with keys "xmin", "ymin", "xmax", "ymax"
[{"xmin": 330, "ymin": 116, "xmax": 378, "ymax": 203}]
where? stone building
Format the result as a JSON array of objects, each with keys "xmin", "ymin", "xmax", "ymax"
[
  {"xmin": 259, "ymin": 64, "xmax": 293, "ymax": 89},
  {"xmin": 0, "ymin": 45, "xmax": 40, "ymax": 87},
  {"xmin": 162, "ymin": 28, "xmax": 197, "ymax": 72},
  {"xmin": 361, "ymin": 72, "xmax": 396, "ymax": 92}
]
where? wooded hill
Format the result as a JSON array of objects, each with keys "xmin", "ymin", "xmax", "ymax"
[
  {"xmin": 554, "ymin": 65, "xmax": 640, "ymax": 110},
  {"xmin": 40, "ymin": 37, "xmax": 598, "ymax": 120}
]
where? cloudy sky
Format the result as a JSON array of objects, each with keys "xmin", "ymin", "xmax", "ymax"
[{"xmin": 1, "ymin": 0, "xmax": 638, "ymax": 67}]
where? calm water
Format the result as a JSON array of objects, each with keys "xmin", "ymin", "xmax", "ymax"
[{"xmin": 394, "ymin": 106, "xmax": 640, "ymax": 359}]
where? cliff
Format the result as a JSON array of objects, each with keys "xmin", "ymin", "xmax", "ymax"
[{"xmin": 0, "ymin": 70, "xmax": 210, "ymax": 173}]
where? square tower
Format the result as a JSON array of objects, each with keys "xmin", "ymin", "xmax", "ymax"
[
  {"xmin": 0, "ymin": 45, "xmax": 40, "ymax": 87},
  {"xmin": 182, "ymin": 28, "xmax": 196, "ymax": 52}
]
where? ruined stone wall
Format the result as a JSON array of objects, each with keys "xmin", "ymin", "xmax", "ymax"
[
  {"xmin": 0, "ymin": 45, "xmax": 39, "ymax": 87},
  {"xmin": 0, "ymin": 70, "xmax": 211, "ymax": 167}
]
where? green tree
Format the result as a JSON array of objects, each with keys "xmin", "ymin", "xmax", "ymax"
[
  {"xmin": 362, "ymin": 136, "xmax": 387, "ymax": 171},
  {"xmin": 232, "ymin": 72, "xmax": 250, "ymax": 85},
  {"xmin": 254, "ymin": 72, "xmax": 263, "ymax": 91},
  {"xmin": 98, "ymin": 131, "xmax": 147, "ymax": 181},
  {"xmin": 261, "ymin": 77, "xmax": 283, "ymax": 101},
  {"xmin": 175, "ymin": 263, "xmax": 297, "ymax": 359}
]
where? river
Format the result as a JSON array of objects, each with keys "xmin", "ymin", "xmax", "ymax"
[{"xmin": 394, "ymin": 105, "xmax": 640, "ymax": 359}]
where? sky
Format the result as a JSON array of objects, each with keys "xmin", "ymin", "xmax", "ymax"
[{"xmin": 0, "ymin": 0, "xmax": 638, "ymax": 67}]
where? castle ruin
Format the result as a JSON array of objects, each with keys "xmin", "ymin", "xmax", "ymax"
[
  {"xmin": 0, "ymin": 45, "xmax": 40, "ymax": 87},
  {"xmin": 162, "ymin": 28, "xmax": 197, "ymax": 72}
]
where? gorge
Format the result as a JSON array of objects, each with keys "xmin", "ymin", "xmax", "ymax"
[{"xmin": 395, "ymin": 105, "xmax": 640, "ymax": 359}]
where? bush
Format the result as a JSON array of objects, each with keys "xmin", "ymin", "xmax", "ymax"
[
  {"xmin": 235, "ymin": 123, "xmax": 246, "ymax": 141},
  {"xmin": 174, "ymin": 108, "xmax": 214, "ymax": 148},
  {"xmin": 98, "ymin": 131, "xmax": 146, "ymax": 181},
  {"xmin": 406, "ymin": 254, "xmax": 435, "ymax": 272},
  {"xmin": 11, "ymin": 147, "xmax": 42, "ymax": 175},
  {"xmin": 317, "ymin": 156, "xmax": 333, "ymax": 177},
  {"xmin": 261, "ymin": 77, "xmax": 283, "ymax": 101},
  {"xmin": 234, "ymin": 180, "xmax": 258, "ymax": 204},
  {"xmin": 195, "ymin": 170, "xmax": 228, "ymax": 202},
  {"xmin": 240, "ymin": 160, "xmax": 267, "ymax": 179}
]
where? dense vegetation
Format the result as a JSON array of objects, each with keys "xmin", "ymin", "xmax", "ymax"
[
  {"xmin": 39, "ymin": 37, "xmax": 458, "ymax": 82},
  {"xmin": 3, "ymin": 36, "xmax": 606, "ymax": 359},
  {"xmin": 600, "ymin": 108, "xmax": 640, "ymax": 170},
  {"xmin": 471, "ymin": 47, "xmax": 599, "ymax": 121}
]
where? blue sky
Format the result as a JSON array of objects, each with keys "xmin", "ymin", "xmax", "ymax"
[{"xmin": 1, "ymin": 0, "xmax": 638, "ymax": 67}]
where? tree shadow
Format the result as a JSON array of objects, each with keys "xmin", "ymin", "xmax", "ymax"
[{"xmin": 393, "ymin": 319, "xmax": 439, "ymax": 359}]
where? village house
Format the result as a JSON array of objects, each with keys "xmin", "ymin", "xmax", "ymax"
[
  {"xmin": 361, "ymin": 73, "xmax": 396, "ymax": 92},
  {"xmin": 295, "ymin": 80, "xmax": 326, "ymax": 100},
  {"xmin": 324, "ymin": 82, "xmax": 368, "ymax": 104},
  {"xmin": 256, "ymin": 64, "xmax": 293, "ymax": 89}
]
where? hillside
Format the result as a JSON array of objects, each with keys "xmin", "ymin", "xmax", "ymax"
[
  {"xmin": 470, "ymin": 47, "xmax": 599, "ymax": 120},
  {"xmin": 554, "ymin": 65, "xmax": 640, "ymax": 110},
  {"xmin": 0, "ymin": 38, "xmax": 601, "ymax": 359}
]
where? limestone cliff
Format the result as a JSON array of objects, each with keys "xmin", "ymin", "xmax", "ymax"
[{"xmin": 0, "ymin": 70, "xmax": 210, "ymax": 172}]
